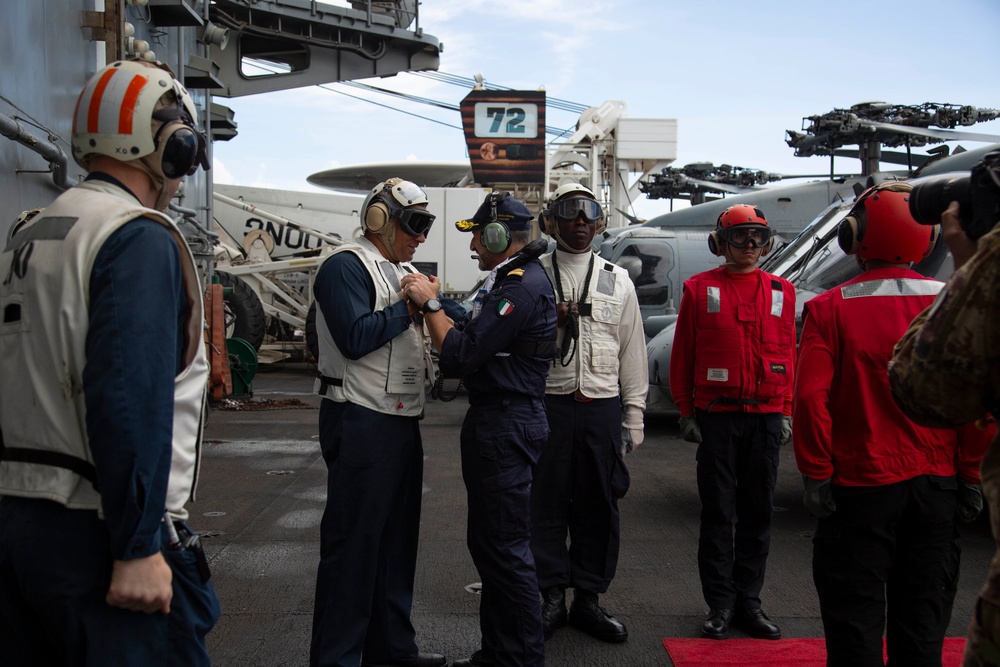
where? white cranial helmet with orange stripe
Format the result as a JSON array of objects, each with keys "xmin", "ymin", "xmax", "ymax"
[{"xmin": 72, "ymin": 60, "xmax": 204, "ymax": 175}]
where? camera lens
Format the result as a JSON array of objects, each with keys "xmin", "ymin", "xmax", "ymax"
[{"xmin": 909, "ymin": 174, "xmax": 971, "ymax": 226}]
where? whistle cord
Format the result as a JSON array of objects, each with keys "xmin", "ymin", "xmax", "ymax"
[{"xmin": 551, "ymin": 252, "xmax": 595, "ymax": 367}]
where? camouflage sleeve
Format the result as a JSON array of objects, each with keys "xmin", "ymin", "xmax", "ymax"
[{"xmin": 888, "ymin": 228, "xmax": 1000, "ymax": 428}]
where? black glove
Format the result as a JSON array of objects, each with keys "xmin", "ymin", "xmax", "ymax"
[
  {"xmin": 803, "ymin": 476, "xmax": 836, "ymax": 518},
  {"xmin": 958, "ymin": 481, "xmax": 984, "ymax": 523},
  {"xmin": 780, "ymin": 416, "xmax": 793, "ymax": 447},
  {"xmin": 679, "ymin": 415, "xmax": 702, "ymax": 444}
]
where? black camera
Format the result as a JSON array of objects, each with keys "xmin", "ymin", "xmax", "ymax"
[{"xmin": 909, "ymin": 148, "xmax": 1000, "ymax": 241}]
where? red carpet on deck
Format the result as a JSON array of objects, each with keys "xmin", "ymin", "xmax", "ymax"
[{"xmin": 662, "ymin": 637, "xmax": 967, "ymax": 666}]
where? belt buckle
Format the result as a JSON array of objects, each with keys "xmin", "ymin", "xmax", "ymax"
[{"xmin": 574, "ymin": 389, "xmax": 593, "ymax": 403}]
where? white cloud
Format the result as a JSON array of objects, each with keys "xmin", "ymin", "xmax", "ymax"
[
  {"xmin": 212, "ymin": 156, "xmax": 234, "ymax": 185},
  {"xmin": 214, "ymin": 0, "xmax": 1000, "ymax": 207}
]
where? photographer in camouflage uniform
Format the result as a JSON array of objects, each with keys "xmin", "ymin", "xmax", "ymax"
[{"xmin": 889, "ymin": 151, "xmax": 1000, "ymax": 667}]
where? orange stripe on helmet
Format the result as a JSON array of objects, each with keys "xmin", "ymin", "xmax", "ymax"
[
  {"xmin": 119, "ymin": 74, "xmax": 148, "ymax": 135},
  {"xmin": 87, "ymin": 68, "xmax": 118, "ymax": 134}
]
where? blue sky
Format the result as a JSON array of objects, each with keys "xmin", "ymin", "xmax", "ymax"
[{"xmin": 212, "ymin": 0, "xmax": 1000, "ymax": 220}]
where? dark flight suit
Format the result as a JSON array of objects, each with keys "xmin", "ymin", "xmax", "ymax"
[{"xmin": 438, "ymin": 241, "xmax": 557, "ymax": 667}]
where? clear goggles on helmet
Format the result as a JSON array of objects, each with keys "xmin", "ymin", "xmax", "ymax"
[
  {"xmin": 550, "ymin": 198, "xmax": 605, "ymax": 223},
  {"xmin": 397, "ymin": 207, "xmax": 436, "ymax": 238},
  {"xmin": 719, "ymin": 225, "xmax": 771, "ymax": 248}
]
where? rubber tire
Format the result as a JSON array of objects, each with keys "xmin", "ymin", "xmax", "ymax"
[
  {"xmin": 305, "ymin": 301, "xmax": 319, "ymax": 363},
  {"xmin": 215, "ymin": 271, "xmax": 265, "ymax": 351}
]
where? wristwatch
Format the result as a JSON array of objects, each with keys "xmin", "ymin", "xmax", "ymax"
[{"xmin": 422, "ymin": 297, "xmax": 443, "ymax": 314}]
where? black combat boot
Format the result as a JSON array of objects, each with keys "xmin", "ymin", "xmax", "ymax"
[
  {"xmin": 568, "ymin": 590, "xmax": 628, "ymax": 643},
  {"xmin": 701, "ymin": 608, "xmax": 734, "ymax": 640},
  {"xmin": 541, "ymin": 586, "xmax": 568, "ymax": 639},
  {"xmin": 733, "ymin": 606, "xmax": 781, "ymax": 640}
]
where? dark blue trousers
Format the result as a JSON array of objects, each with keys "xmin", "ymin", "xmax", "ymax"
[
  {"xmin": 0, "ymin": 496, "xmax": 220, "ymax": 667},
  {"xmin": 695, "ymin": 409, "xmax": 780, "ymax": 610},
  {"xmin": 531, "ymin": 394, "xmax": 630, "ymax": 594},
  {"xmin": 462, "ymin": 397, "xmax": 547, "ymax": 667},
  {"xmin": 311, "ymin": 401, "xmax": 423, "ymax": 667},
  {"xmin": 813, "ymin": 475, "xmax": 960, "ymax": 667}
]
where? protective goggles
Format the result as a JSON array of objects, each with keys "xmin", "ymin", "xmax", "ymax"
[
  {"xmin": 397, "ymin": 207, "xmax": 436, "ymax": 238},
  {"xmin": 719, "ymin": 225, "xmax": 771, "ymax": 248},
  {"xmin": 550, "ymin": 198, "xmax": 604, "ymax": 223}
]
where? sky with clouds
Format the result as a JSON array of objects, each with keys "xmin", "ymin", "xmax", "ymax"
[{"xmin": 212, "ymin": 0, "xmax": 1000, "ymax": 220}]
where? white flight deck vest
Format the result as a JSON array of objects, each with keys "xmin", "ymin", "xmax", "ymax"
[
  {"xmin": 313, "ymin": 237, "xmax": 426, "ymax": 417},
  {"xmin": 0, "ymin": 180, "xmax": 208, "ymax": 520},
  {"xmin": 540, "ymin": 252, "xmax": 635, "ymax": 399}
]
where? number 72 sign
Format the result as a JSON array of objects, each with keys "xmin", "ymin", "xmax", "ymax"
[
  {"xmin": 460, "ymin": 90, "xmax": 546, "ymax": 183},
  {"xmin": 474, "ymin": 103, "xmax": 539, "ymax": 138}
]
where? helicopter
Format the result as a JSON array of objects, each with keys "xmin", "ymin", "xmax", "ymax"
[
  {"xmin": 594, "ymin": 101, "xmax": 1000, "ymax": 325},
  {"xmin": 641, "ymin": 141, "xmax": 999, "ymax": 416}
]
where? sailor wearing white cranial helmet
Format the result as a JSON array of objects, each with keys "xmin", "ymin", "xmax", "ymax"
[
  {"xmin": 360, "ymin": 177, "xmax": 436, "ymax": 261},
  {"xmin": 71, "ymin": 59, "xmax": 209, "ymax": 211},
  {"xmin": 0, "ymin": 57, "xmax": 219, "ymax": 667},
  {"xmin": 310, "ymin": 175, "xmax": 447, "ymax": 667},
  {"xmin": 538, "ymin": 183, "xmax": 607, "ymax": 253},
  {"xmin": 532, "ymin": 180, "xmax": 646, "ymax": 647}
]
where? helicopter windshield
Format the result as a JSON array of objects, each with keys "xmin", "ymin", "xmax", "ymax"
[
  {"xmin": 759, "ymin": 200, "xmax": 851, "ymax": 277},
  {"xmin": 795, "ymin": 244, "xmax": 860, "ymax": 295}
]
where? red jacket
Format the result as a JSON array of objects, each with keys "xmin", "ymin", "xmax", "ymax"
[
  {"xmin": 670, "ymin": 267, "xmax": 796, "ymax": 417},
  {"xmin": 793, "ymin": 267, "xmax": 989, "ymax": 485}
]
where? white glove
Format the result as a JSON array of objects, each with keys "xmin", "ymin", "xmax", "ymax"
[{"xmin": 622, "ymin": 406, "xmax": 644, "ymax": 454}]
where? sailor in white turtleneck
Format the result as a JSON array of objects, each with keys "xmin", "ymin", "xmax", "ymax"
[{"xmin": 531, "ymin": 183, "xmax": 647, "ymax": 645}]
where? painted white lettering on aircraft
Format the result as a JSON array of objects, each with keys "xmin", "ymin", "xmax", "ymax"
[{"xmin": 243, "ymin": 218, "xmax": 333, "ymax": 251}]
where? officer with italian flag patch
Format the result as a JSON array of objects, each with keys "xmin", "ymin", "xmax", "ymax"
[{"xmin": 400, "ymin": 191, "xmax": 557, "ymax": 667}]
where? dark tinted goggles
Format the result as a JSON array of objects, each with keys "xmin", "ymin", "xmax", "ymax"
[
  {"xmin": 720, "ymin": 226, "xmax": 771, "ymax": 248},
  {"xmin": 551, "ymin": 198, "xmax": 604, "ymax": 223},
  {"xmin": 398, "ymin": 207, "xmax": 435, "ymax": 238}
]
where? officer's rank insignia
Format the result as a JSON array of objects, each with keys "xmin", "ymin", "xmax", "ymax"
[
  {"xmin": 497, "ymin": 299, "xmax": 515, "ymax": 316},
  {"xmin": 507, "ymin": 268, "xmax": 525, "ymax": 279}
]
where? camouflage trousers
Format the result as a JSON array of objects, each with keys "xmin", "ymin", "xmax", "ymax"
[
  {"xmin": 964, "ymin": 595, "xmax": 1000, "ymax": 665},
  {"xmin": 967, "ymin": 443, "xmax": 1000, "ymax": 665}
]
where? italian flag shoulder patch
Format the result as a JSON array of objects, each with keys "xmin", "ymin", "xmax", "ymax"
[{"xmin": 497, "ymin": 299, "xmax": 515, "ymax": 316}]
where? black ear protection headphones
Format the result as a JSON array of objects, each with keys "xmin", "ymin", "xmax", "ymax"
[
  {"xmin": 151, "ymin": 106, "xmax": 208, "ymax": 179},
  {"xmin": 707, "ymin": 230, "xmax": 723, "ymax": 257},
  {"xmin": 481, "ymin": 191, "xmax": 512, "ymax": 255}
]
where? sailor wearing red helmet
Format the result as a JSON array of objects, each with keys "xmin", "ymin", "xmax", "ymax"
[
  {"xmin": 670, "ymin": 203, "xmax": 795, "ymax": 641},
  {"xmin": 793, "ymin": 181, "xmax": 992, "ymax": 666}
]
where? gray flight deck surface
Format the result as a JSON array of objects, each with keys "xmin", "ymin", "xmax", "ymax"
[{"xmin": 199, "ymin": 363, "xmax": 993, "ymax": 666}]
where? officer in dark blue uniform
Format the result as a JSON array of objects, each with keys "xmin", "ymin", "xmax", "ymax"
[{"xmin": 402, "ymin": 192, "xmax": 557, "ymax": 667}]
